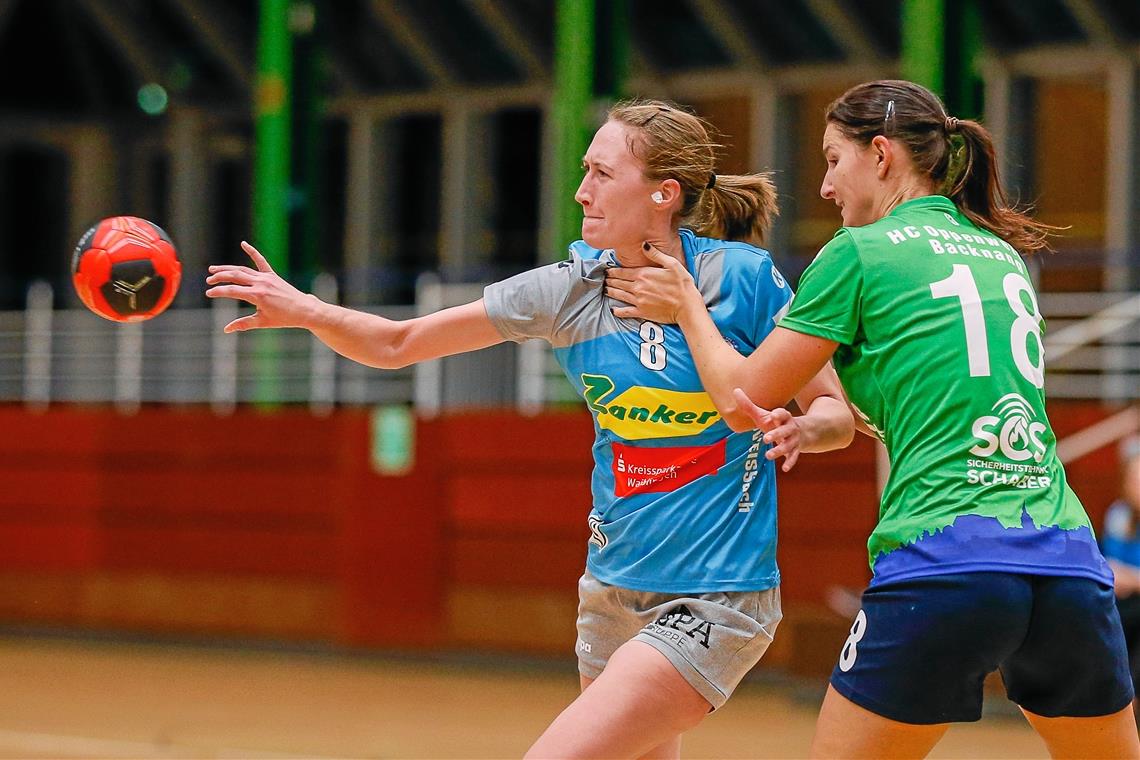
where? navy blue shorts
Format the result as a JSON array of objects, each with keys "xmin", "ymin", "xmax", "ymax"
[{"xmin": 830, "ymin": 572, "xmax": 1135, "ymax": 725}]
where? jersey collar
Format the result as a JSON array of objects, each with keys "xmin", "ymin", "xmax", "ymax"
[
  {"xmin": 679, "ymin": 228, "xmax": 698, "ymax": 273},
  {"xmin": 889, "ymin": 195, "xmax": 957, "ymax": 217}
]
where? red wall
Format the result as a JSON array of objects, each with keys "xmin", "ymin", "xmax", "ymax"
[{"xmin": 0, "ymin": 402, "xmax": 1125, "ymax": 656}]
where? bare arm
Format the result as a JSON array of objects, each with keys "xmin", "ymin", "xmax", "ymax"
[
  {"xmin": 606, "ymin": 244, "xmax": 843, "ymax": 421},
  {"xmin": 205, "ymin": 241, "xmax": 504, "ymax": 369},
  {"xmin": 791, "ymin": 362, "xmax": 855, "ymax": 453}
]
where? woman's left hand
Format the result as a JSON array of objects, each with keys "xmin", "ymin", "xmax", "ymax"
[
  {"xmin": 605, "ymin": 243, "xmax": 699, "ymax": 324},
  {"xmin": 732, "ymin": 388, "xmax": 803, "ymax": 472}
]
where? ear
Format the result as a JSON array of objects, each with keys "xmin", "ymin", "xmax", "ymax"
[
  {"xmin": 870, "ymin": 135, "xmax": 893, "ymax": 180},
  {"xmin": 656, "ymin": 178, "xmax": 683, "ymax": 208}
]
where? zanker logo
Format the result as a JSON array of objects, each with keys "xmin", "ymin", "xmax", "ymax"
[{"xmin": 582, "ymin": 374, "xmax": 721, "ymax": 440}]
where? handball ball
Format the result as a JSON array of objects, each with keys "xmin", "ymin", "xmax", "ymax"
[{"xmin": 71, "ymin": 216, "xmax": 181, "ymax": 322}]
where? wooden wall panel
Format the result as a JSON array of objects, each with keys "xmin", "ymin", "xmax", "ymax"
[{"xmin": 0, "ymin": 402, "xmax": 1124, "ymax": 658}]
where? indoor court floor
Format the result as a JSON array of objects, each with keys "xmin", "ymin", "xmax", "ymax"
[{"xmin": 0, "ymin": 633, "xmax": 1052, "ymax": 758}]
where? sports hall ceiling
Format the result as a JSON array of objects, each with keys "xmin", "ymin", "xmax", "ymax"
[{"xmin": 1, "ymin": 0, "xmax": 1139, "ymax": 115}]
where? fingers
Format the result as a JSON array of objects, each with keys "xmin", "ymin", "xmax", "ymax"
[
  {"xmin": 759, "ymin": 407, "xmax": 792, "ymax": 433},
  {"xmin": 605, "ymin": 267, "xmax": 638, "ymax": 282},
  {"xmin": 782, "ymin": 450, "xmax": 800, "ymax": 472},
  {"xmin": 640, "ymin": 241, "xmax": 678, "ymax": 268},
  {"xmin": 207, "ymin": 264, "xmax": 258, "ymax": 276},
  {"xmin": 223, "ymin": 314, "xmax": 266, "ymax": 333},
  {"xmin": 611, "ymin": 306, "xmax": 643, "ymax": 320},
  {"xmin": 205, "ymin": 268, "xmax": 258, "ymax": 286},
  {"xmin": 241, "ymin": 240, "xmax": 274, "ymax": 273},
  {"xmin": 205, "ymin": 284, "xmax": 259, "ymax": 304},
  {"xmin": 763, "ymin": 423, "xmax": 799, "ymax": 453},
  {"xmin": 604, "ymin": 283, "xmax": 634, "ymax": 303},
  {"xmin": 761, "ymin": 411, "xmax": 802, "ymax": 473}
]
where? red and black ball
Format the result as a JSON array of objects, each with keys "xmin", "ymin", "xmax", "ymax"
[{"xmin": 71, "ymin": 216, "xmax": 181, "ymax": 322}]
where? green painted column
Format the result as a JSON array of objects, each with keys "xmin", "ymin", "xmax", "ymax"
[
  {"xmin": 253, "ymin": 0, "xmax": 292, "ymax": 403},
  {"xmin": 291, "ymin": 1, "xmax": 324, "ymax": 284},
  {"xmin": 551, "ymin": 0, "xmax": 595, "ymax": 259},
  {"xmin": 254, "ymin": 0, "xmax": 292, "ymax": 271},
  {"xmin": 595, "ymin": 0, "xmax": 630, "ymax": 100},
  {"xmin": 549, "ymin": 0, "xmax": 631, "ymax": 260},
  {"xmin": 901, "ymin": 0, "xmax": 982, "ymax": 118}
]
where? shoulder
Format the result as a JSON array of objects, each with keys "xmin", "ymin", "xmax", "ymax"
[
  {"xmin": 565, "ymin": 240, "xmax": 612, "ymax": 278},
  {"xmin": 807, "ymin": 227, "xmax": 861, "ymax": 267},
  {"xmin": 687, "ymin": 229, "xmax": 778, "ymax": 277}
]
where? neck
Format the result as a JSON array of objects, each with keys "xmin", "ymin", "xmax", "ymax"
[
  {"xmin": 876, "ymin": 177, "xmax": 938, "ymax": 220},
  {"xmin": 613, "ymin": 231, "xmax": 685, "ymax": 267}
]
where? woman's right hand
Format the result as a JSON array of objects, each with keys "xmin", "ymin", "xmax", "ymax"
[
  {"xmin": 205, "ymin": 241, "xmax": 322, "ymax": 333},
  {"xmin": 605, "ymin": 242, "xmax": 702, "ymax": 324}
]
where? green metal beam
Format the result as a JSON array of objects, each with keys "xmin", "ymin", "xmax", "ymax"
[
  {"xmin": 254, "ymin": 0, "xmax": 292, "ymax": 272},
  {"xmin": 551, "ymin": 0, "xmax": 595, "ymax": 260},
  {"xmin": 901, "ymin": 0, "xmax": 982, "ymax": 119},
  {"xmin": 253, "ymin": 0, "xmax": 292, "ymax": 404}
]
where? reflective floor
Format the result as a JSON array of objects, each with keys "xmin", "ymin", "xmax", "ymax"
[{"xmin": 0, "ymin": 634, "xmax": 1051, "ymax": 758}]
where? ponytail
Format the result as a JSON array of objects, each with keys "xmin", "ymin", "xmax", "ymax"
[
  {"xmin": 946, "ymin": 119, "xmax": 1056, "ymax": 254},
  {"xmin": 690, "ymin": 172, "xmax": 778, "ymax": 247}
]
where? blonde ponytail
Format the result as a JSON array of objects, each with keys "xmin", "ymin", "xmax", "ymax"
[{"xmin": 691, "ymin": 172, "xmax": 778, "ymax": 247}]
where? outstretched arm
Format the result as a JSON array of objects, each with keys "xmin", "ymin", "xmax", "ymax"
[{"xmin": 205, "ymin": 241, "xmax": 504, "ymax": 369}]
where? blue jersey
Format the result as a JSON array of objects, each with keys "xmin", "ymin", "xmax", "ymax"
[{"xmin": 484, "ymin": 229, "xmax": 794, "ymax": 593}]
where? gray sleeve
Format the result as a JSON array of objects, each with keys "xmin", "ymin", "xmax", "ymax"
[{"xmin": 483, "ymin": 261, "xmax": 574, "ymax": 343}]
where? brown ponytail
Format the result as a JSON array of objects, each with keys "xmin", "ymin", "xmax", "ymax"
[
  {"xmin": 607, "ymin": 99, "xmax": 779, "ymax": 247},
  {"xmin": 827, "ymin": 80, "xmax": 1059, "ymax": 254}
]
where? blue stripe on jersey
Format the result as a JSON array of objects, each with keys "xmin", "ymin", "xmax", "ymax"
[{"xmin": 871, "ymin": 510, "xmax": 1113, "ymax": 587}]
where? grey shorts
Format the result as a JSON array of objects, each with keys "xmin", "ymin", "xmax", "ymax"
[{"xmin": 575, "ymin": 570, "xmax": 782, "ymax": 709}]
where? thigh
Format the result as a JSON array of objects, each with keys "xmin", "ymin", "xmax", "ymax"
[
  {"xmin": 810, "ymin": 685, "xmax": 950, "ymax": 760},
  {"xmin": 1021, "ymin": 704, "xmax": 1140, "ymax": 759},
  {"xmin": 1000, "ymin": 575, "xmax": 1135, "ymax": 717},
  {"xmin": 829, "ymin": 573, "xmax": 1031, "ymax": 724},
  {"xmin": 526, "ymin": 640, "xmax": 710, "ymax": 760}
]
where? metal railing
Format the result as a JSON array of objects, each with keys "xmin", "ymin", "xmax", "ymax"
[
  {"xmin": 1039, "ymin": 291, "xmax": 1139, "ymax": 402},
  {"xmin": 3, "ymin": 281, "xmax": 1135, "ymax": 413}
]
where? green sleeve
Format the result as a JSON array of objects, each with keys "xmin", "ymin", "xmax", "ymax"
[{"xmin": 779, "ymin": 229, "xmax": 863, "ymax": 345}]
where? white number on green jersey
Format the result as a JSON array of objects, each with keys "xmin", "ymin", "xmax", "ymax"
[
  {"xmin": 929, "ymin": 264, "xmax": 1044, "ymax": 388},
  {"xmin": 639, "ymin": 321, "xmax": 667, "ymax": 370}
]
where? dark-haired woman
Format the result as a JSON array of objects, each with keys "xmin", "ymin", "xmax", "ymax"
[
  {"xmin": 606, "ymin": 80, "xmax": 1139, "ymax": 758},
  {"xmin": 208, "ymin": 99, "xmax": 853, "ymax": 758}
]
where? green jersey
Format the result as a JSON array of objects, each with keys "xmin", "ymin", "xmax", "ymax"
[{"xmin": 781, "ymin": 196, "xmax": 1111, "ymax": 586}]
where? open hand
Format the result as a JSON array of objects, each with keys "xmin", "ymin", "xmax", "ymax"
[
  {"xmin": 732, "ymin": 388, "xmax": 803, "ymax": 472},
  {"xmin": 604, "ymin": 242, "xmax": 698, "ymax": 324},
  {"xmin": 204, "ymin": 241, "xmax": 316, "ymax": 333}
]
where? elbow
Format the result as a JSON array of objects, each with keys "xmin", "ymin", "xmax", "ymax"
[
  {"xmin": 721, "ymin": 407, "xmax": 755, "ymax": 434},
  {"xmin": 364, "ymin": 354, "xmax": 410, "ymax": 371},
  {"xmin": 824, "ymin": 407, "xmax": 857, "ymax": 450}
]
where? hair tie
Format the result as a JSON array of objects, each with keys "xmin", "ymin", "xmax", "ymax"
[
  {"xmin": 945, "ymin": 116, "xmax": 960, "ymax": 133},
  {"xmin": 706, "ymin": 173, "xmax": 716, "ymax": 189}
]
